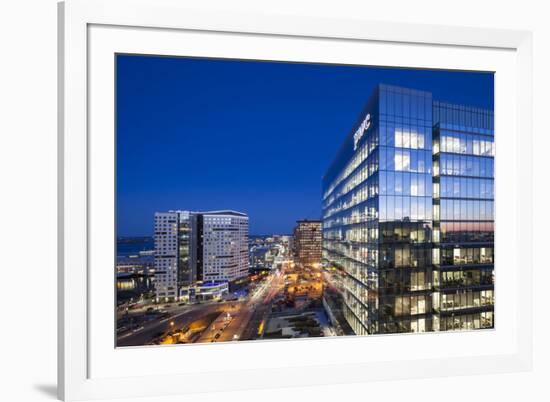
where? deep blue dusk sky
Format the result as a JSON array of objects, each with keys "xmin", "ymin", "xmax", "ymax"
[{"xmin": 116, "ymin": 55, "xmax": 493, "ymax": 236}]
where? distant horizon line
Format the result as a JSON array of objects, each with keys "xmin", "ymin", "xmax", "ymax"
[{"xmin": 117, "ymin": 233, "xmax": 294, "ymax": 239}]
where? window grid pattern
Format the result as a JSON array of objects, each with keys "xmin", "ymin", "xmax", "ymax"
[
  {"xmin": 432, "ymin": 101, "xmax": 495, "ymax": 332},
  {"xmin": 323, "ymin": 85, "xmax": 495, "ymax": 335}
]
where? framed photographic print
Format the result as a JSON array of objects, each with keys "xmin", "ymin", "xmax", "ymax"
[{"xmin": 58, "ymin": 0, "xmax": 533, "ymax": 400}]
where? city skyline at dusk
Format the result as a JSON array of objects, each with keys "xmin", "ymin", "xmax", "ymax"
[
  {"xmin": 116, "ymin": 58, "xmax": 494, "ymax": 345},
  {"xmin": 116, "ymin": 55, "xmax": 493, "ymax": 236}
]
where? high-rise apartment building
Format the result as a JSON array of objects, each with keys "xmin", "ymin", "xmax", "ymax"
[
  {"xmin": 199, "ymin": 211, "xmax": 249, "ymax": 284},
  {"xmin": 293, "ymin": 220, "xmax": 322, "ymax": 268},
  {"xmin": 322, "ymin": 84, "xmax": 494, "ymax": 335},
  {"xmin": 154, "ymin": 211, "xmax": 192, "ymax": 301},
  {"xmin": 154, "ymin": 210, "xmax": 249, "ymax": 302}
]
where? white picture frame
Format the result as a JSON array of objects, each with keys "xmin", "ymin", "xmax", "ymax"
[{"xmin": 58, "ymin": 0, "xmax": 533, "ymax": 400}]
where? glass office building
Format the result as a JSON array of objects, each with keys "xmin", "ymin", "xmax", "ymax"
[
  {"xmin": 432, "ymin": 102, "xmax": 495, "ymax": 331},
  {"xmin": 322, "ymin": 84, "xmax": 494, "ymax": 335}
]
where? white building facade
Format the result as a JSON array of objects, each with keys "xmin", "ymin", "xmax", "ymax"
[
  {"xmin": 154, "ymin": 210, "xmax": 248, "ymax": 302},
  {"xmin": 201, "ymin": 211, "xmax": 249, "ymax": 283},
  {"xmin": 153, "ymin": 211, "xmax": 191, "ymax": 301}
]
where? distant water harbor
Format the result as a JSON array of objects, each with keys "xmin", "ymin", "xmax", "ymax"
[{"xmin": 117, "ymin": 236, "xmax": 154, "ymax": 258}]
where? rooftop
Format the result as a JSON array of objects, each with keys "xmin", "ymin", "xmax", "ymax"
[{"xmin": 200, "ymin": 210, "xmax": 248, "ymax": 217}]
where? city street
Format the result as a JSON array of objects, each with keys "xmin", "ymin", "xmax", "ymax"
[
  {"xmin": 118, "ymin": 302, "xmax": 225, "ymax": 346},
  {"xmin": 117, "ymin": 245, "xmax": 350, "ymax": 346},
  {"xmin": 116, "ymin": 266, "xmax": 300, "ymax": 346},
  {"xmin": 205, "ymin": 270, "xmax": 284, "ymax": 343}
]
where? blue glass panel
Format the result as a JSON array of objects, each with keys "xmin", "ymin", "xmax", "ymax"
[
  {"xmin": 396, "ymin": 92, "xmax": 403, "ymax": 116},
  {"xmin": 425, "ymin": 96, "xmax": 432, "ymax": 122},
  {"xmin": 395, "ymin": 172, "xmax": 403, "ymax": 195},
  {"xmin": 380, "ymin": 171, "xmax": 387, "ymax": 195},
  {"xmin": 379, "ymin": 196, "xmax": 387, "ymax": 220},
  {"xmin": 425, "ymin": 197, "xmax": 432, "ymax": 220},
  {"xmin": 395, "ymin": 196, "xmax": 403, "ymax": 219},
  {"xmin": 387, "ymin": 172, "xmax": 395, "ymax": 196},
  {"xmin": 403, "ymin": 94, "xmax": 410, "ymax": 118},
  {"xmin": 403, "ymin": 196, "xmax": 411, "ymax": 219},
  {"xmin": 404, "ymin": 173, "xmax": 411, "ymax": 196},
  {"xmin": 387, "ymin": 196, "xmax": 395, "ymax": 221},
  {"xmin": 388, "ymin": 91, "xmax": 395, "ymax": 116},
  {"xmin": 380, "ymin": 89, "xmax": 387, "ymax": 115}
]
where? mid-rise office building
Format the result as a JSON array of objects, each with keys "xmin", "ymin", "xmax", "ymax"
[
  {"xmin": 154, "ymin": 210, "xmax": 249, "ymax": 302},
  {"xmin": 293, "ymin": 220, "xmax": 322, "ymax": 268},
  {"xmin": 322, "ymin": 84, "xmax": 494, "ymax": 335}
]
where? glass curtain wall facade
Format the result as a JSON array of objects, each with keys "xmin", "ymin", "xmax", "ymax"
[
  {"xmin": 323, "ymin": 84, "xmax": 494, "ymax": 335},
  {"xmin": 432, "ymin": 102, "xmax": 495, "ymax": 331},
  {"xmin": 322, "ymin": 89, "xmax": 380, "ymax": 336},
  {"xmin": 377, "ymin": 86, "xmax": 434, "ymax": 334}
]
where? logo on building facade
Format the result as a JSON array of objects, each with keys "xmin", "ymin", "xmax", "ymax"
[{"xmin": 353, "ymin": 113, "xmax": 371, "ymax": 151}]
